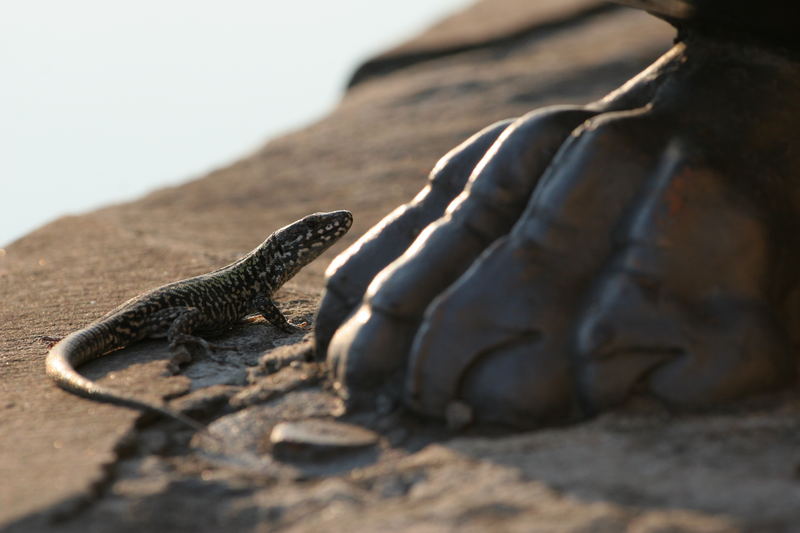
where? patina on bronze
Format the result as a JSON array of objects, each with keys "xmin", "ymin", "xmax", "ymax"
[{"xmin": 315, "ymin": 0, "xmax": 800, "ymax": 428}]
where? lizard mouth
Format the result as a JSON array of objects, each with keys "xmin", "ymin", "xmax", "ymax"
[{"xmin": 308, "ymin": 210, "xmax": 354, "ymax": 244}]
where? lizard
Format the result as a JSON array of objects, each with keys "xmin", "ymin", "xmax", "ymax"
[{"xmin": 46, "ymin": 210, "xmax": 353, "ymax": 431}]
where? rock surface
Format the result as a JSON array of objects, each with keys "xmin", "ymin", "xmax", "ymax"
[{"xmin": 2, "ymin": 1, "xmax": 798, "ymax": 531}]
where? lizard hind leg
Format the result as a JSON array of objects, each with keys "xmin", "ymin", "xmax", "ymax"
[{"xmin": 156, "ymin": 307, "xmax": 228, "ymax": 374}]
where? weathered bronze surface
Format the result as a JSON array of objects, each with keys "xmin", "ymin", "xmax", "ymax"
[{"xmin": 316, "ymin": 4, "xmax": 800, "ymax": 428}]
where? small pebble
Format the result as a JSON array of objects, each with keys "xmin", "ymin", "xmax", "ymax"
[{"xmin": 270, "ymin": 419, "xmax": 379, "ymax": 459}]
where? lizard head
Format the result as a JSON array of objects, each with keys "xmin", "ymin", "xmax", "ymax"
[{"xmin": 268, "ymin": 210, "xmax": 354, "ymax": 280}]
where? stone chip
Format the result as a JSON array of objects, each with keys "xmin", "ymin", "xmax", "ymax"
[{"xmin": 270, "ymin": 419, "xmax": 380, "ymax": 460}]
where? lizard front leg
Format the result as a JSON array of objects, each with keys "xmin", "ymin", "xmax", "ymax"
[{"xmin": 253, "ymin": 294, "xmax": 306, "ymax": 334}]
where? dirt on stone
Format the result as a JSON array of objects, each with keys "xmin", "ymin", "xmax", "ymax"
[{"xmin": 2, "ymin": 1, "xmax": 799, "ymax": 532}]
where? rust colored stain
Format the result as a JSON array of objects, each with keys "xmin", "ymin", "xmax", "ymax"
[{"xmin": 665, "ymin": 169, "xmax": 691, "ymax": 216}]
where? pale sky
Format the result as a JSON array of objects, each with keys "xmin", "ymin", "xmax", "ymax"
[{"xmin": 0, "ymin": 0, "xmax": 471, "ymax": 246}]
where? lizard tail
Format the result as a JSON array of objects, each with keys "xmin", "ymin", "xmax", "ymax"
[{"xmin": 45, "ymin": 327, "xmax": 208, "ymax": 433}]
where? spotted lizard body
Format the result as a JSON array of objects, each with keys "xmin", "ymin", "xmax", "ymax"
[{"xmin": 46, "ymin": 210, "xmax": 353, "ymax": 430}]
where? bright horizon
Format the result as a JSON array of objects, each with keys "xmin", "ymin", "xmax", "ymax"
[{"xmin": 0, "ymin": 0, "xmax": 471, "ymax": 247}]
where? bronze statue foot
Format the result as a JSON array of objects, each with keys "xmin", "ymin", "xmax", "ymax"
[{"xmin": 316, "ymin": 28, "xmax": 800, "ymax": 428}]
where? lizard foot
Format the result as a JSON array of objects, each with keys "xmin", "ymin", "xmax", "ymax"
[
  {"xmin": 38, "ymin": 335, "xmax": 63, "ymax": 348},
  {"xmin": 278, "ymin": 320, "xmax": 309, "ymax": 334},
  {"xmin": 167, "ymin": 334, "xmax": 239, "ymax": 373},
  {"xmin": 166, "ymin": 344, "xmax": 193, "ymax": 375},
  {"xmin": 316, "ymin": 35, "xmax": 800, "ymax": 428}
]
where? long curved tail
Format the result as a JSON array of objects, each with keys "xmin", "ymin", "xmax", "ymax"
[{"xmin": 45, "ymin": 327, "xmax": 207, "ymax": 433}]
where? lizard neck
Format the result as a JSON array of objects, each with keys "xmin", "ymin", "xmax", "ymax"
[{"xmin": 253, "ymin": 237, "xmax": 288, "ymax": 293}]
